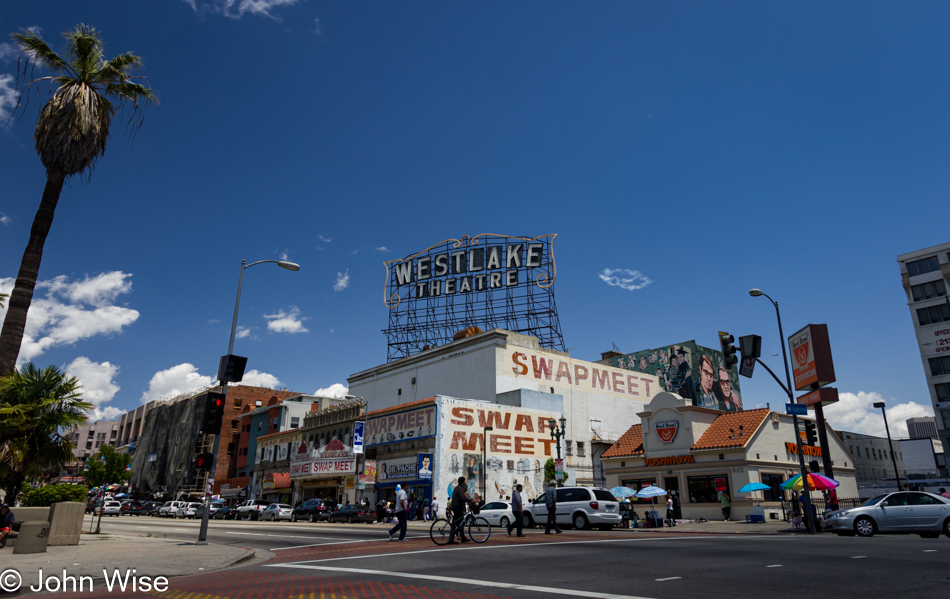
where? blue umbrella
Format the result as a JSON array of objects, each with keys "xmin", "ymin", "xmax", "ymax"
[
  {"xmin": 609, "ymin": 486, "xmax": 637, "ymax": 499},
  {"xmin": 635, "ymin": 486, "xmax": 668, "ymax": 499},
  {"xmin": 737, "ymin": 483, "xmax": 771, "ymax": 493}
]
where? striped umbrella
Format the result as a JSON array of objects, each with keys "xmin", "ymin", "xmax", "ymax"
[{"xmin": 781, "ymin": 473, "xmax": 839, "ymax": 491}]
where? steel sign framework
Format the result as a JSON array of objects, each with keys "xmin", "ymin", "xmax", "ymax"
[{"xmin": 383, "ymin": 233, "xmax": 565, "ymax": 361}]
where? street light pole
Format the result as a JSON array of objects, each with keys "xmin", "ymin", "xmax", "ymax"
[
  {"xmin": 548, "ymin": 416, "xmax": 567, "ymax": 485},
  {"xmin": 196, "ymin": 258, "xmax": 300, "ymax": 545},
  {"xmin": 873, "ymin": 401, "xmax": 903, "ymax": 490},
  {"xmin": 750, "ymin": 289, "xmax": 817, "ymax": 533},
  {"xmin": 482, "ymin": 426, "xmax": 493, "ymax": 500}
]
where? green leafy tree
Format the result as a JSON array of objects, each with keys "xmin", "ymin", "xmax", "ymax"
[
  {"xmin": 0, "ymin": 25, "xmax": 157, "ymax": 375},
  {"xmin": 83, "ymin": 443, "xmax": 131, "ymax": 489},
  {"xmin": 544, "ymin": 458, "xmax": 557, "ymax": 487},
  {"xmin": 0, "ymin": 364, "xmax": 92, "ymax": 502}
]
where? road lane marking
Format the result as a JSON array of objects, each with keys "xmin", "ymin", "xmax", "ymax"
[
  {"xmin": 655, "ymin": 577, "xmax": 681, "ymax": 581},
  {"xmin": 224, "ymin": 532, "xmax": 339, "ymax": 541},
  {"xmin": 271, "ymin": 536, "xmax": 429, "ymax": 550},
  {"xmin": 766, "ymin": 565, "xmax": 783, "ymax": 568},
  {"xmin": 923, "ymin": 550, "xmax": 938, "ymax": 552},
  {"xmin": 267, "ymin": 564, "xmax": 657, "ymax": 599},
  {"xmin": 850, "ymin": 556, "xmax": 867, "ymax": 559}
]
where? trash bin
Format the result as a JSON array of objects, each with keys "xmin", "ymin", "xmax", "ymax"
[{"xmin": 13, "ymin": 521, "xmax": 50, "ymax": 554}]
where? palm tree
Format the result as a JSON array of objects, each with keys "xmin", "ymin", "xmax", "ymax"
[
  {"xmin": 0, "ymin": 25, "xmax": 157, "ymax": 375},
  {"xmin": 0, "ymin": 363, "xmax": 92, "ymax": 503}
]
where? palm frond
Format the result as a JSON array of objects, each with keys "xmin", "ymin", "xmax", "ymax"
[{"xmin": 10, "ymin": 30, "xmax": 73, "ymax": 75}]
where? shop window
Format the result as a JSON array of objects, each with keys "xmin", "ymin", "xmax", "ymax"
[
  {"xmin": 577, "ymin": 442, "xmax": 586, "ymax": 457},
  {"xmin": 761, "ymin": 474, "xmax": 784, "ymax": 502},
  {"xmin": 686, "ymin": 475, "xmax": 729, "ymax": 504}
]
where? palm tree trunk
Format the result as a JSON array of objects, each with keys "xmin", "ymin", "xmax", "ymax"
[{"xmin": 0, "ymin": 169, "xmax": 65, "ymax": 375}]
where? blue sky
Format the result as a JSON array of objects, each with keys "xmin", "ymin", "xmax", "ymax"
[{"xmin": 1, "ymin": 1, "xmax": 947, "ymax": 438}]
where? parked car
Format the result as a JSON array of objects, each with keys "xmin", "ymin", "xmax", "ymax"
[
  {"xmin": 213, "ymin": 504, "xmax": 237, "ymax": 520},
  {"xmin": 525, "ymin": 486, "xmax": 621, "ymax": 530},
  {"xmin": 177, "ymin": 502, "xmax": 203, "ymax": 519},
  {"xmin": 236, "ymin": 499, "xmax": 271, "ymax": 520},
  {"xmin": 158, "ymin": 500, "xmax": 188, "ymax": 518},
  {"xmin": 120, "ymin": 500, "xmax": 147, "ymax": 516},
  {"xmin": 85, "ymin": 498, "xmax": 100, "ymax": 514},
  {"xmin": 143, "ymin": 501, "xmax": 164, "ymax": 517},
  {"xmin": 822, "ymin": 491, "xmax": 950, "ymax": 538},
  {"xmin": 95, "ymin": 500, "xmax": 122, "ymax": 517},
  {"xmin": 327, "ymin": 504, "xmax": 375, "ymax": 524},
  {"xmin": 261, "ymin": 503, "xmax": 294, "ymax": 521},
  {"xmin": 291, "ymin": 498, "xmax": 330, "ymax": 523},
  {"xmin": 478, "ymin": 500, "xmax": 522, "ymax": 529}
]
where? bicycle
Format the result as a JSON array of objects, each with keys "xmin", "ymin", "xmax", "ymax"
[{"xmin": 430, "ymin": 510, "xmax": 491, "ymax": 545}]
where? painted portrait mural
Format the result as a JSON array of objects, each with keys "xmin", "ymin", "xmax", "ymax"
[{"xmin": 610, "ymin": 340, "xmax": 742, "ymax": 412}]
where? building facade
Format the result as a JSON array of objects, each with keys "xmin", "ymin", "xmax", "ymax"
[
  {"xmin": 838, "ymin": 430, "xmax": 906, "ymax": 490},
  {"xmin": 64, "ymin": 420, "xmax": 119, "ymax": 461},
  {"xmin": 907, "ymin": 417, "xmax": 939, "ymax": 440},
  {"xmin": 348, "ymin": 328, "xmax": 661, "ymax": 486},
  {"xmin": 602, "ymin": 392, "xmax": 858, "ymax": 521},
  {"xmin": 897, "ymin": 241, "xmax": 950, "ymax": 454}
]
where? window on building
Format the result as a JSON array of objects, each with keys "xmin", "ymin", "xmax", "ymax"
[
  {"xmin": 290, "ymin": 417, "xmax": 300, "ymax": 429},
  {"xmin": 686, "ymin": 475, "xmax": 729, "ymax": 504},
  {"xmin": 907, "ymin": 256, "xmax": 940, "ymax": 277},
  {"xmin": 577, "ymin": 441, "xmax": 586, "ymax": 457},
  {"xmin": 940, "ymin": 409, "xmax": 950, "ymax": 429},
  {"xmin": 110, "ymin": 430, "xmax": 117, "ymax": 437},
  {"xmin": 911, "ymin": 279, "xmax": 947, "ymax": 302},
  {"xmin": 565, "ymin": 440, "xmax": 573, "ymax": 456},
  {"xmin": 86, "ymin": 442, "xmax": 92, "ymax": 450},
  {"xmin": 95, "ymin": 441, "xmax": 101, "ymax": 448},
  {"xmin": 936, "ymin": 383, "xmax": 950, "ymax": 402},
  {"xmin": 761, "ymin": 473, "xmax": 785, "ymax": 502},
  {"xmin": 930, "ymin": 356, "xmax": 950, "ymax": 376},
  {"xmin": 258, "ymin": 422, "xmax": 262, "ymax": 432},
  {"xmin": 866, "ymin": 447, "xmax": 870, "ymax": 458},
  {"xmin": 88, "ymin": 430, "xmax": 95, "ymax": 438},
  {"xmin": 883, "ymin": 450, "xmax": 888, "ymax": 459},
  {"xmin": 917, "ymin": 304, "xmax": 950, "ymax": 326}
]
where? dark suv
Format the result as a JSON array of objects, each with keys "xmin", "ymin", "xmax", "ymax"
[{"xmin": 291, "ymin": 498, "xmax": 330, "ymax": 522}]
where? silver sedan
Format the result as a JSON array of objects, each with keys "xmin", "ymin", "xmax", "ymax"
[
  {"xmin": 823, "ymin": 491, "xmax": 950, "ymax": 538},
  {"xmin": 260, "ymin": 503, "xmax": 294, "ymax": 521}
]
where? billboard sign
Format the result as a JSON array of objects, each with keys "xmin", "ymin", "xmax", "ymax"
[
  {"xmin": 654, "ymin": 421, "xmax": 679, "ymax": 443},
  {"xmin": 353, "ymin": 421, "xmax": 365, "ymax": 454},
  {"xmin": 383, "ymin": 234, "xmax": 564, "ymax": 361},
  {"xmin": 418, "ymin": 454, "xmax": 433, "ymax": 480},
  {"xmin": 377, "ymin": 455, "xmax": 423, "ymax": 483},
  {"xmin": 365, "ymin": 404, "xmax": 437, "ymax": 447},
  {"xmin": 789, "ymin": 324, "xmax": 836, "ymax": 391},
  {"xmin": 798, "ymin": 387, "xmax": 839, "ymax": 407}
]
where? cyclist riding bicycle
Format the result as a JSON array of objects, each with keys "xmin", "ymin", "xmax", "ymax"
[{"xmin": 449, "ymin": 476, "xmax": 471, "ymax": 544}]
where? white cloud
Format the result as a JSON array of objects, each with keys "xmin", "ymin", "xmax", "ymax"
[
  {"xmin": 0, "ymin": 74, "xmax": 18, "ymax": 122},
  {"xmin": 350, "ymin": 249, "xmax": 359, "ymax": 255},
  {"xmin": 823, "ymin": 391, "xmax": 934, "ymax": 438},
  {"xmin": 333, "ymin": 269, "xmax": 350, "ymax": 292},
  {"xmin": 598, "ymin": 268, "xmax": 653, "ymax": 291},
  {"xmin": 314, "ymin": 383, "xmax": 348, "ymax": 398},
  {"xmin": 0, "ymin": 213, "xmax": 10, "ymax": 225},
  {"xmin": 0, "ymin": 43, "xmax": 17, "ymax": 62},
  {"xmin": 240, "ymin": 369, "xmax": 282, "ymax": 388},
  {"xmin": 318, "ymin": 234, "xmax": 332, "ymax": 243},
  {"xmin": 279, "ymin": 250, "xmax": 291, "ymax": 261},
  {"xmin": 65, "ymin": 357, "xmax": 123, "ymax": 421},
  {"xmin": 235, "ymin": 325, "xmax": 252, "ymax": 339},
  {"xmin": 264, "ymin": 306, "xmax": 309, "ymax": 334},
  {"xmin": 0, "ymin": 272, "xmax": 139, "ymax": 366},
  {"xmin": 184, "ymin": 0, "xmax": 301, "ymax": 20},
  {"xmin": 139, "ymin": 363, "xmax": 213, "ymax": 404},
  {"xmin": 374, "ymin": 246, "xmax": 390, "ymax": 252},
  {"xmin": 313, "ymin": 17, "xmax": 322, "ymax": 35}
]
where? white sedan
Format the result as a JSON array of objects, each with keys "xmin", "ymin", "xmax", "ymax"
[
  {"xmin": 478, "ymin": 501, "xmax": 519, "ymax": 529},
  {"xmin": 95, "ymin": 500, "xmax": 122, "ymax": 517},
  {"xmin": 260, "ymin": 503, "xmax": 294, "ymax": 521}
]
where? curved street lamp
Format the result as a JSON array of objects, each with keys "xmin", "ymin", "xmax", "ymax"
[
  {"xmin": 749, "ymin": 288, "xmax": 817, "ymax": 533},
  {"xmin": 873, "ymin": 401, "xmax": 903, "ymax": 490}
]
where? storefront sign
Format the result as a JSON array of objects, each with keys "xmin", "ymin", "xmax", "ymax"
[
  {"xmin": 654, "ymin": 421, "xmax": 679, "ymax": 443},
  {"xmin": 785, "ymin": 442, "xmax": 823, "ymax": 457},
  {"xmin": 509, "ymin": 349, "xmax": 659, "ymax": 400},
  {"xmin": 797, "ymin": 388, "xmax": 839, "ymax": 407},
  {"xmin": 290, "ymin": 458, "xmax": 357, "ymax": 477},
  {"xmin": 789, "ymin": 324, "xmax": 836, "ymax": 391},
  {"xmin": 644, "ymin": 455, "xmax": 695, "ymax": 467},
  {"xmin": 418, "ymin": 454, "xmax": 433, "ymax": 480},
  {"xmin": 360, "ymin": 459, "xmax": 377, "ymax": 486},
  {"xmin": 377, "ymin": 455, "xmax": 424, "ymax": 482},
  {"xmin": 714, "ymin": 478, "xmax": 726, "ymax": 492},
  {"xmin": 365, "ymin": 404, "xmax": 437, "ymax": 447},
  {"xmin": 353, "ymin": 421, "xmax": 365, "ymax": 454}
]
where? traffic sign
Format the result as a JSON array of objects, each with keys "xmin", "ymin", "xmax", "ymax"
[
  {"xmin": 739, "ymin": 357, "xmax": 756, "ymax": 379},
  {"xmin": 785, "ymin": 403, "xmax": 807, "ymax": 416}
]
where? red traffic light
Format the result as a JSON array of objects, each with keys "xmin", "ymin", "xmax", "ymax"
[{"xmin": 195, "ymin": 452, "xmax": 214, "ymax": 469}]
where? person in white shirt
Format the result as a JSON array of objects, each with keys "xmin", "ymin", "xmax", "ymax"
[{"xmin": 387, "ymin": 484, "xmax": 409, "ymax": 541}]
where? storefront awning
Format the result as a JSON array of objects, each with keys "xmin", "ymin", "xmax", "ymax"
[{"xmin": 263, "ymin": 473, "xmax": 291, "ymax": 491}]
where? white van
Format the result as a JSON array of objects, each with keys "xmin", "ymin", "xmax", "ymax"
[
  {"xmin": 158, "ymin": 500, "xmax": 188, "ymax": 518},
  {"xmin": 525, "ymin": 486, "xmax": 621, "ymax": 530}
]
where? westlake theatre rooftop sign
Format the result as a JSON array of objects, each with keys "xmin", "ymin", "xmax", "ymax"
[{"xmin": 383, "ymin": 234, "xmax": 565, "ymax": 361}]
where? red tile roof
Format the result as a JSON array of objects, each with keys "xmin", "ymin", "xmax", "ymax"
[
  {"xmin": 365, "ymin": 397, "xmax": 437, "ymax": 418},
  {"xmin": 602, "ymin": 425, "xmax": 643, "ymax": 458},
  {"xmin": 690, "ymin": 408, "xmax": 770, "ymax": 451}
]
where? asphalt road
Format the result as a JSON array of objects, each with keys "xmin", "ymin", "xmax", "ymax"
[{"xmin": 91, "ymin": 516, "xmax": 950, "ymax": 599}]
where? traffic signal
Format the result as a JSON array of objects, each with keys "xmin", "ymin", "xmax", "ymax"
[
  {"xmin": 719, "ymin": 331, "xmax": 739, "ymax": 368},
  {"xmin": 804, "ymin": 420, "xmax": 818, "ymax": 446},
  {"xmin": 195, "ymin": 453, "xmax": 214, "ymax": 470},
  {"xmin": 217, "ymin": 354, "xmax": 248, "ymax": 383},
  {"xmin": 200, "ymin": 392, "xmax": 226, "ymax": 434}
]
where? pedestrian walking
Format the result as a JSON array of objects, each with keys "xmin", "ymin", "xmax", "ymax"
[
  {"xmin": 544, "ymin": 480, "xmax": 562, "ymax": 534},
  {"xmin": 719, "ymin": 491, "xmax": 731, "ymax": 521},
  {"xmin": 508, "ymin": 483, "xmax": 525, "ymax": 537},
  {"xmin": 430, "ymin": 496, "xmax": 439, "ymax": 523},
  {"xmin": 387, "ymin": 484, "xmax": 409, "ymax": 541},
  {"xmin": 376, "ymin": 498, "xmax": 386, "ymax": 523},
  {"xmin": 666, "ymin": 494, "xmax": 676, "ymax": 527},
  {"xmin": 448, "ymin": 476, "xmax": 471, "ymax": 544}
]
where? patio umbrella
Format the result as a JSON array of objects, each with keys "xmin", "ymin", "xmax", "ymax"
[
  {"xmin": 781, "ymin": 473, "xmax": 839, "ymax": 491},
  {"xmin": 737, "ymin": 483, "xmax": 771, "ymax": 493},
  {"xmin": 609, "ymin": 486, "xmax": 637, "ymax": 500},
  {"xmin": 635, "ymin": 486, "xmax": 668, "ymax": 520}
]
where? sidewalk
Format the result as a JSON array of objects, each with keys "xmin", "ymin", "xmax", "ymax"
[
  {"xmin": 0, "ymin": 533, "xmax": 255, "ymax": 596},
  {"xmin": 392, "ymin": 517, "xmax": 797, "ymax": 535}
]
